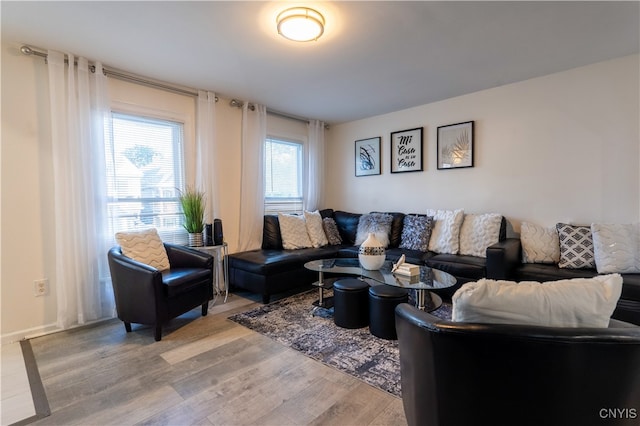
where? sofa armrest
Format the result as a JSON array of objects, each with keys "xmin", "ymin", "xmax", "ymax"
[
  {"xmin": 164, "ymin": 243, "xmax": 213, "ymax": 270},
  {"xmin": 486, "ymin": 238, "xmax": 521, "ymax": 280}
]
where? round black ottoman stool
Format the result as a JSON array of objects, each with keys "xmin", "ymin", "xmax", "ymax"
[
  {"xmin": 369, "ymin": 285, "xmax": 409, "ymax": 339},
  {"xmin": 333, "ymin": 278, "xmax": 370, "ymax": 329}
]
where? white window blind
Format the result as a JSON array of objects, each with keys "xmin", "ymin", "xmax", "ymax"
[
  {"xmin": 105, "ymin": 112, "xmax": 187, "ymax": 244},
  {"xmin": 264, "ymin": 137, "xmax": 303, "ymax": 214}
]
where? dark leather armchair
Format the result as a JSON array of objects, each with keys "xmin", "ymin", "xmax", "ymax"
[
  {"xmin": 395, "ymin": 303, "xmax": 640, "ymax": 426},
  {"xmin": 108, "ymin": 243, "xmax": 213, "ymax": 341}
]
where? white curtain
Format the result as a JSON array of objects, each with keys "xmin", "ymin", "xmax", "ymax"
[
  {"xmin": 47, "ymin": 50, "xmax": 114, "ymax": 329},
  {"xmin": 237, "ymin": 103, "xmax": 267, "ymax": 251},
  {"xmin": 304, "ymin": 119, "xmax": 326, "ymax": 211},
  {"xmin": 195, "ymin": 90, "xmax": 218, "ymax": 223}
]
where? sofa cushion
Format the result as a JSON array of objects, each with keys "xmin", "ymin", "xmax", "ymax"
[
  {"xmin": 355, "ymin": 213, "xmax": 394, "ymax": 247},
  {"xmin": 591, "ymin": 223, "xmax": 640, "ymax": 274},
  {"xmin": 459, "ymin": 213, "xmax": 502, "ymax": 258},
  {"xmin": 304, "ymin": 210, "xmax": 329, "ymax": 248},
  {"xmin": 334, "ymin": 211, "xmax": 362, "ymax": 245},
  {"xmin": 520, "ymin": 222, "xmax": 560, "ymax": 264},
  {"xmin": 515, "ymin": 263, "xmax": 598, "ymax": 282},
  {"xmin": 162, "ymin": 267, "xmax": 211, "ymax": 298},
  {"xmin": 229, "ymin": 246, "xmax": 341, "ymax": 275},
  {"xmin": 323, "ymin": 217, "xmax": 343, "ymax": 245},
  {"xmin": 452, "ymin": 274, "xmax": 623, "ymax": 328},
  {"xmin": 262, "ymin": 215, "xmax": 282, "ymax": 249},
  {"xmin": 556, "ymin": 223, "xmax": 595, "ymax": 269},
  {"xmin": 278, "ymin": 213, "xmax": 312, "ymax": 249},
  {"xmin": 399, "ymin": 215, "xmax": 434, "ymax": 252},
  {"xmin": 115, "ymin": 227, "xmax": 170, "ymax": 271},
  {"xmin": 426, "ymin": 209, "xmax": 465, "ymax": 254}
]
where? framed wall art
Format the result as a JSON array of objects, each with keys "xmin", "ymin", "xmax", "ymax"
[
  {"xmin": 354, "ymin": 137, "xmax": 381, "ymax": 176},
  {"xmin": 390, "ymin": 127, "xmax": 423, "ymax": 173},
  {"xmin": 437, "ymin": 121, "xmax": 474, "ymax": 169}
]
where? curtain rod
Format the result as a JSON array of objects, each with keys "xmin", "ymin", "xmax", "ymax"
[
  {"xmin": 229, "ymin": 98, "xmax": 330, "ymax": 129},
  {"xmin": 21, "ymin": 44, "xmax": 329, "ymax": 128},
  {"xmin": 20, "ymin": 45, "xmax": 215, "ymax": 101}
]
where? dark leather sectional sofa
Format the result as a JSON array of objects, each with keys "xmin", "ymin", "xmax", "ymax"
[
  {"xmin": 228, "ymin": 208, "xmax": 640, "ymax": 325},
  {"xmin": 228, "ymin": 209, "xmax": 511, "ymax": 303}
]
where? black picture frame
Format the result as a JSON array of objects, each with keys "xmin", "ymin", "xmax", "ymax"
[
  {"xmin": 355, "ymin": 137, "xmax": 381, "ymax": 176},
  {"xmin": 437, "ymin": 121, "xmax": 474, "ymax": 169},
  {"xmin": 390, "ymin": 127, "xmax": 423, "ymax": 173}
]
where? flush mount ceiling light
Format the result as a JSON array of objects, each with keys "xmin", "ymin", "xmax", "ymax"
[{"xmin": 276, "ymin": 7, "xmax": 325, "ymax": 42}]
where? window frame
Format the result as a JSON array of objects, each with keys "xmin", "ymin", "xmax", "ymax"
[
  {"xmin": 264, "ymin": 135, "xmax": 305, "ymax": 215},
  {"xmin": 105, "ymin": 108, "xmax": 188, "ymax": 244}
]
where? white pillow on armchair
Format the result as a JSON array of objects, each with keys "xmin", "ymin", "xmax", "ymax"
[{"xmin": 452, "ymin": 274, "xmax": 623, "ymax": 328}]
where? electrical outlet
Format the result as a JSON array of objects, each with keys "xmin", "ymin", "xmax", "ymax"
[{"xmin": 34, "ymin": 279, "xmax": 49, "ymax": 296}]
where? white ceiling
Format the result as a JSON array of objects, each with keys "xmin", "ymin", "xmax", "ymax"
[{"xmin": 2, "ymin": 1, "xmax": 638, "ymax": 124}]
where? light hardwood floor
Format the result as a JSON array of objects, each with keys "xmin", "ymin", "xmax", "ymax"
[{"xmin": 26, "ymin": 292, "xmax": 407, "ymax": 426}]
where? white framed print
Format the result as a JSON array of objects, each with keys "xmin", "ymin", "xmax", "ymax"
[
  {"xmin": 390, "ymin": 127, "xmax": 423, "ymax": 173},
  {"xmin": 437, "ymin": 121, "xmax": 474, "ymax": 169},
  {"xmin": 355, "ymin": 137, "xmax": 381, "ymax": 176}
]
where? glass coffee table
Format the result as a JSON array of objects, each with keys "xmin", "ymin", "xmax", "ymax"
[{"xmin": 304, "ymin": 258, "xmax": 457, "ymax": 312}]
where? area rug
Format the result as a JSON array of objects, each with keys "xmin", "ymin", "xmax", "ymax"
[{"xmin": 228, "ymin": 289, "xmax": 452, "ymax": 398}]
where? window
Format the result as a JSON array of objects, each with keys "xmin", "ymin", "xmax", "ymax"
[
  {"xmin": 264, "ymin": 137, "xmax": 303, "ymax": 214},
  {"xmin": 105, "ymin": 112, "xmax": 187, "ymax": 244}
]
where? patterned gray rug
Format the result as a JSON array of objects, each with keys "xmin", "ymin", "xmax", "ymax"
[{"xmin": 228, "ymin": 289, "xmax": 452, "ymax": 398}]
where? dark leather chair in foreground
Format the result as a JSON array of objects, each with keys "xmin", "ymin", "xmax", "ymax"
[
  {"xmin": 108, "ymin": 244, "xmax": 213, "ymax": 341},
  {"xmin": 395, "ymin": 303, "xmax": 640, "ymax": 426}
]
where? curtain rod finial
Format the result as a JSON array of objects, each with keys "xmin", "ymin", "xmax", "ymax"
[{"xmin": 20, "ymin": 45, "xmax": 33, "ymax": 55}]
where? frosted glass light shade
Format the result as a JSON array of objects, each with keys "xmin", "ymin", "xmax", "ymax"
[{"xmin": 277, "ymin": 7, "xmax": 325, "ymax": 42}]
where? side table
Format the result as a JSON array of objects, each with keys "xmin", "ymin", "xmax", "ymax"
[{"xmin": 194, "ymin": 243, "xmax": 229, "ymax": 303}]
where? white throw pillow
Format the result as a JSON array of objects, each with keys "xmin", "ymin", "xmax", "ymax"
[
  {"xmin": 426, "ymin": 209, "xmax": 465, "ymax": 254},
  {"xmin": 591, "ymin": 223, "xmax": 640, "ymax": 274},
  {"xmin": 458, "ymin": 213, "xmax": 502, "ymax": 258},
  {"xmin": 278, "ymin": 213, "xmax": 313, "ymax": 250},
  {"xmin": 452, "ymin": 274, "xmax": 623, "ymax": 328},
  {"xmin": 303, "ymin": 210, "xmax": 329, "ymax": 248},
  {"xmin": 520, "ymin": 222, "xmax": 560, "ymax": 264},
  {"xmin": 115, "ymin": 228, "xmax": 170, "ymax": 271}
]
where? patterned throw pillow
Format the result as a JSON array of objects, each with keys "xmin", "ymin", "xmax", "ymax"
[
  {"xmin": 115, "ymin": 228, "xmax": 170, "ymax": 271},
  {"xmin": 355, "ymin": 213, "xmax": 394, "ymax": 247},
  {"xmin": 520, "ymin": 222, "xmax": 560, "ymax": 264},
  {"xmin": 303, "ymin": 210, "xmax": 328, "ymax": 248},
  {"xmin": 425, "ymin": 209, "xmax": 465, "ymax": 254},
  {"xmin": 459, "ymin": 213, "xmax": 503, "ymax": 258},
  {"xmin": 556, "ymin": 223, "xmax": 595, "ymax": 269},
  {"xmin": 323, "ymin": 217, "xmax": 343, "ymax": 245},
  {"xmin": 278, "ymin": 213, "xmax": 312, "ymax": 250},
  {"xmin": 399, "ymin": 215, "xmax": 434, "ymax": 252},
  {"xmin": 591, "ymin": 223, "xmax": 640, "ymax": 274}
]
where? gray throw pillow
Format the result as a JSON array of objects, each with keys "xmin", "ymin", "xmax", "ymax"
[
  {"xmin": 355, "ymin": 213, "xmax": 394, "ymax": 247},
  {"xmin": 323, "ymin": 218, "xmax": 342, "ymax": 245},
  {"xmin": 399, "ymin": 215, "xmax": 434, "ymax": 252}
]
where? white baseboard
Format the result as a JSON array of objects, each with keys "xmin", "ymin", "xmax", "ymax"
[
  {"xmin": 1, "ymin": 323, "xmax": 59, "ymax": 346},
  {"xmin": 1, "ymin": 316, "xmax": 114, "ymax": 346}
]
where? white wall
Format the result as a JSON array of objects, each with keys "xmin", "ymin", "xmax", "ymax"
[{"xmin": 326, "ymin": 55, "xmax": 640, "ymax": 233}]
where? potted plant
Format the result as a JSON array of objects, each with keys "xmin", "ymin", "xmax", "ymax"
[{"xmin": 179, "ymin": 187, "xmax": 205, "ymax": 247}]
